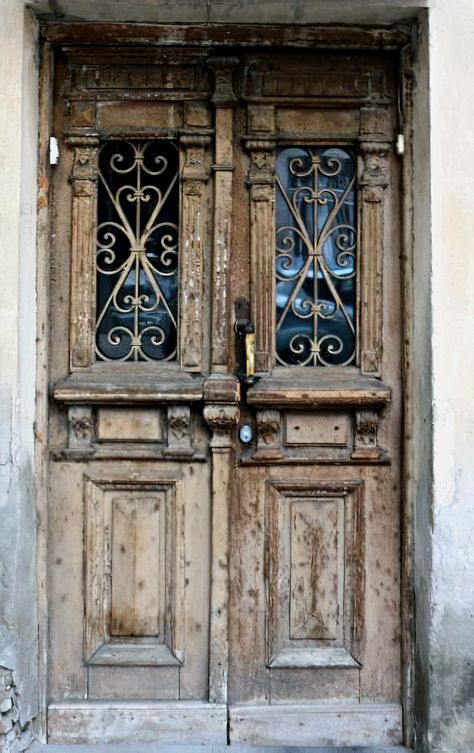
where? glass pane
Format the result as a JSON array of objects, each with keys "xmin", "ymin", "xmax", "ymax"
[
  {"xmin": 96, "ymin": 140, "xmax": 179, "ymax": 362},
  {"xmin": 275, "ymin": 146, "xmax": 356, "ymax": 367}
]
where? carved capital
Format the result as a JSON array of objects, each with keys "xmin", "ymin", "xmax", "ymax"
[
  {"xmin": 204, "ymin": 405, "xmax": 239, "ymax": 432},
  {"xmin": 180, "ymin": 134, "xmax": 211, "ymax": 182},
  {"xmin": 358, "ymin": 142, "xmax": 390, "ymax": 189},
  {"xmin": 68, "ymin": 406, "xmax": 94, "ymax": 449},
  {"xmin": 204, "ymin": 404, "xmax": 239, "ymax": 449},
  {"xmin": 69, "ymin": 142, "xmax": 99, "ymax": 194},
  {"xmin": 207, "ymin": 57, "xmax": 239, "ymax": 106},
  {"xmin": 245, "ymin": 139, "xmax": 276, "ymax": 185}
]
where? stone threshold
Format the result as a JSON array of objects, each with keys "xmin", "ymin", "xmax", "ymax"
[{"xmin": 29, "ymin": 745, "xmax": 412, "ymax": 753}]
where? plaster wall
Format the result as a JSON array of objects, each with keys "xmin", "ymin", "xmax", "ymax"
[
  {"xmin": 422, "ymin": 2, "xmax": 474, "ymax": 750},
  {"xmin": 0, "ymin": 1, "xmax": 39, "ymax": 749}
]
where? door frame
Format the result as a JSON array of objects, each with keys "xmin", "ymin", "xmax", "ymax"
[{"xmin": 34, "ymin": 21, "xmax": 416, "ymax": 746}]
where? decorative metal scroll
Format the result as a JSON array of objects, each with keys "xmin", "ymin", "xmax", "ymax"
[
  {"xmin": 96, "ymin": 140, "xmax": 179, "ymax": 361},
  {"xmin": 275, "ymin": 147, "xmax": 356, "ymax": 367}
]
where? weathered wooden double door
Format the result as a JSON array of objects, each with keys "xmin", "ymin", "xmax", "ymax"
[{"xmin": 47, "ymin": 37, "xmax": 403, "ymax": 746}]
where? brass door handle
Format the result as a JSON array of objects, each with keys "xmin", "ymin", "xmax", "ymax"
[{"xmin": 235, "ymin": 319, "xmax": 258, "ymax": 386}]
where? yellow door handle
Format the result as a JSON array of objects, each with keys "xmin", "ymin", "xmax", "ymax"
[{"xmin": 245, "ymin": 331, "xmax": 255, "ymax": 378}]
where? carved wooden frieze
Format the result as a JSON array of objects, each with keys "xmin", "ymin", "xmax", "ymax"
[
  {"xmin": 243, "ymin": 54, "xmax": 394, "ymax": 103},
  {"xmin": 70, "ymin": 63, "xmax": 211, "ymax": 97},
  {"xmin": 66, "ymin": 135, "xmax": 99, "ymax": 369},
  {"xmin": 358, "ymin": 140, "xmax": 391, "ymax": 376}
]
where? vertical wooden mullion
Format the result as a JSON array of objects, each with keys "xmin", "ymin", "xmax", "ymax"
[
  {"xmin": 203, "ymin": 404, "xmax": 240, "ymax": 704},
  {"xmin": 208, "ymin": 57, "xmax": 239, "ymax": 372}
]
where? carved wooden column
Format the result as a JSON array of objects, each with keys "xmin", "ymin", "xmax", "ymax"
[
  {"xmin": 207, "ymin": 57, "xmax": 238, "ymax": 371},
  {"xmin": 203, "ymin": 404, "xmax": 239, "ymax": 704},
  {"xmin": 66, "ymin": 135, "xmax": 99, "ymax": 369},
  {"xmin": 245, "ymin": 138, "xmax": 276, "ymax": 372},
  {"xmin": 179, "ymin": 135, "xmax": 211, "ymax": 371},
  {"xmin": 358, "ymin": 137, "xmax": 390, "ymax": 376}
]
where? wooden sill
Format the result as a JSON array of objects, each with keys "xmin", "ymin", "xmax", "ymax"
[
  {"xmin": 247, "ymin": 371, "xmax": 391, "ymax": 409},
  {"xmin": 53, "ymin": 365, "xmax": 205, "ymax": 404}
]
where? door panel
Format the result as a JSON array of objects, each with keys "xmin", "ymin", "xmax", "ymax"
[
  {"xmin": 46, "ymin": 39, "xmax": 403, "ymax": 747},
  {"xmin": 48, "ymin": 460, "xmax": 211, "ymax": 701}
]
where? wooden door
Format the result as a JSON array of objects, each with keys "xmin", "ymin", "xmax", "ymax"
[
  {"xmin": 227, "ymin": 51, "xmax": 403, "ymax": 746},
  {"xmin": 46, "ymin": 38, "xmax": 403, "ymax": 747}
]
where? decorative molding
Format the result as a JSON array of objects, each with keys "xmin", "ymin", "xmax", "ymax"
[
  {"xmin": 68, "ymin": 406, "xmax": 94, "ymax": 449},
  {"xmin": 253, "ymin": 409, "xmax": 282, "ymax": 460},
  {"xmin": 351, "ymin": 409, "xmax": 383, "ymax": 461},
  {"xmin": 166, "ymin": 405, "xmax": 193, "ymax": 456}
]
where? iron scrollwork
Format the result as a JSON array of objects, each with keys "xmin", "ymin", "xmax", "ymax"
[
  {"xmin": 96, "ymin": 140, "xmax": 179, "ymax": 362},
  {"xmin": 275, "ymin": 147, "xmax": 357, "ymax": 367}
]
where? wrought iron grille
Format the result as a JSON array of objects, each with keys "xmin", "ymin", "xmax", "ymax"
[
  {"xmin": 96, "ymin": 140, "xmax": 179, "ymax": 362},
  {"xmin": 275, "ymin": 146, "xmax": 357, "ymax": 367}
]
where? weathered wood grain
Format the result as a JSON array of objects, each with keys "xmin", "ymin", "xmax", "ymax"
[
  {"xmin": 229, "ymin": 703, "xmax": 402, "ymax": 746},
  {"xmin": 48, "ymin": 701, "xmax": 227, "ymax": 744}
]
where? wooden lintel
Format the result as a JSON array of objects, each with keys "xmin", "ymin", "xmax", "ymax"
[{"xmin": 41, "ymin": 23, "xmax": 409, "ymax": 50}]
